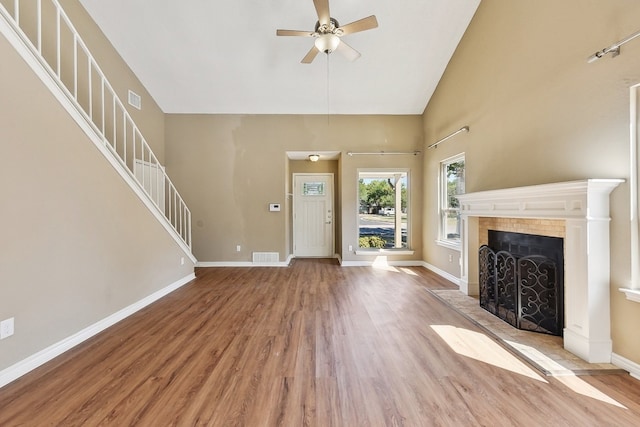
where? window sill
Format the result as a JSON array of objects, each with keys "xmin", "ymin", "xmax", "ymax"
[
  {"xmin": 355, "ymin": 249, "xmax": 415, "ymax": 256},
  {"xmin": 436, "ymin": 239, "xmax": 462, "ymax": 251},
  {"xmin": 620, "ymin": 288, "xmax": 640, "ymax": 303}
]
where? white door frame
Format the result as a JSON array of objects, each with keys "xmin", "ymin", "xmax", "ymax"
[{"xmin": 293, "ymin": 173, "xmax": 334, "ymax": 257}]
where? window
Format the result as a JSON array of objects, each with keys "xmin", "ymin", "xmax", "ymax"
[
  {"xmin": 358, "ymin": 170, "xmax": 409, "ymax": 249},
  {"xmin": 439, "ymin": 154, "xmax": 465, "ymax": 248}
]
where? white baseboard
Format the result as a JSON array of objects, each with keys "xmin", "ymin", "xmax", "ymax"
[
  {"xmin": 612, "ymin": 353, "xmax": 640, "ymax": 380},
  {"xmin": 0, "ymin": 273, "xmax": 195, "ymax": 389},
  {"xmin": 340, "ymin": 260, "xmax": 425, "ymax": 267},
  {"xmin": 197, "ymin": 260, "xmax": 291, "ymax": 267},
  {"xmin": 422, "ymin": 261, "xmax": 461, "ymax": 286}
]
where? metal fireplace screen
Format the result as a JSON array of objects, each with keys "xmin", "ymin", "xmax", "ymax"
[{"xmin": 479, "ymin": 231, "xmax": 564, "ymax": 336}]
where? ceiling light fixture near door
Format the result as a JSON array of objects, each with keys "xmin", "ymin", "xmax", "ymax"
[{"xmin": 309, "ymin": 154, "xmax": 320, "ymax": 162}]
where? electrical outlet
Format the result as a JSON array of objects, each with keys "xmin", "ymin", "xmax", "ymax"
[
  {"xmin": 181, "ymin": 257, "xmax": 185, "ymax": 265},
  {"xmin": 236, "ymin": 245, "xmax": 241, "ymax": 252},
  {"xmin": 1, "ymin": 317, "xmax": 15, "ymax": 339},
  {"xmin": 348, "ymin": 245, "xmax": 353, "ymax": 252},
  {"xmin": 448, "ymin": 254, "xmax": 453, "ymax": 262}
]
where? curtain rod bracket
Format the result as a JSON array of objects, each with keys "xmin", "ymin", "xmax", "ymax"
[
  {"xmin": 587, "ymin": 28, "xmax": 640, "ymax": 63},
  {"xmin": 427, "ymin": 126, "xmax": 469, "ymax": 150}
]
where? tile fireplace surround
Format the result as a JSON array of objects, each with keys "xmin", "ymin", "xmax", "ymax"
[{"xmin": 457, "ymin": 179, "xmax": 624, "ymax": 363}]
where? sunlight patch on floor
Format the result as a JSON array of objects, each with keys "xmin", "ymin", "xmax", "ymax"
[
  {"xmin": 505, "ymin": 340, "xmax": 627, "ymax": 409},
  {"xmin": 431, "ymin": 325, "xmax": 547, "ymax": 382},
  {"xmin": 398, "ymin": 267, "xmax": 418, "ymax": 276},
  {"xmin": 372, "ymin": 256, "xmax": 399, "ymax": 272}
]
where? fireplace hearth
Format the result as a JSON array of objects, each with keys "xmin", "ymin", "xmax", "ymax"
[{"xmin": 479, "ymin": 231, "xmax": 564, "ymax": 336}]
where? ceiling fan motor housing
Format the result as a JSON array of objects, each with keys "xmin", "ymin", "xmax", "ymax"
[{"xmin": 315, "ymin": 18, "xmax": 341, "ymax": 35}]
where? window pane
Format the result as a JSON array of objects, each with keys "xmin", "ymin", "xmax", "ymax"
[
  {"xmin": 358, "ymin": 171, "xmax": 408, "ymax": 249},
  {"xmin": 444, "ymin": 210, "xmax": 461, "ymax": 240},
  {"xmin": 440, "ymin": 156, "xmax": 464, "ymax": 244},
  {"xmin": 302, "ymin": 182, "xmax": 325, "ymax": 196},
  {"xmin": 446, "ymin": 161, "xmax": 465, "ymax": 209}
]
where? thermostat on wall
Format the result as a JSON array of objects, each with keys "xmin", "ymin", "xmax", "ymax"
[{"xmin": 269, "ymin": 203, "xmax": 281, "ymax": 212}]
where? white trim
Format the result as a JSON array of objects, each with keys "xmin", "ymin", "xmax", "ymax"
[
  {"xmin": 340, "ymin": 260, "xmax": 424, "ymax": 267},
  {"xmin": 456, "ymin": 179, "xmax": 624, "ymax": 219},
  {"xmin": 630, "ymin": 84, "xmax": 640, "ymax": 290},
  {"xmin": 0, "ymin": 273, "xmax": 195, "ymax": 389},
  {"xmin": 354, "ymin": 249, "xmax": 415, "ymax": 256},
  {"xmin": 563, "ymin": 328, "xmax": 612, "ymax": 364},
  {"xmin": 293, "ymin": 173, "xmax": 335, "ymax": 258},
  {"xmin": 422, "ymin": 261, "xmax": 462, "ymax": 286},
  {"xmin": 619, "ymin": 288, "xmax": 640, "ymax": 303},
  {"xmin": 435, "ymin": 239, "xmax": 462, "ymax": 251},
  {"xmin": 197, "ymin": 254, "xmax": 294, "ymax": 268},
  {"xmin": 197, "ymin": 262, "xmax": 256, "ymax": 267},
  {"xmin": 612, "ymin": 353, "xmax": 640, "ymax": 381},
  {"xmin": 0, "ymin": 11, "xmax": 195, "ymax": 264}
]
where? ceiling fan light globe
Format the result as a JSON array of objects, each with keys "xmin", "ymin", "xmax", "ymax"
[{"xmin": 315, "ymin": 34, "xmax": 340, "ymax": 53}]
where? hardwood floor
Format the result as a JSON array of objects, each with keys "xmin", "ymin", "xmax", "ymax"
[{"xmin": 1, "ymin": 258, "xmax": 640, "ymax": 426}]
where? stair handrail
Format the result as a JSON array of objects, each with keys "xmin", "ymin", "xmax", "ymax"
[{"xmin": 0, "ymin": 0, "xmax": 192, "ymax": 251}]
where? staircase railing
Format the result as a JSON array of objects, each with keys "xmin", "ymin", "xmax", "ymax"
[{"xmin": 0, "ymin": 0, "xmax": 192, "ymax": 250}]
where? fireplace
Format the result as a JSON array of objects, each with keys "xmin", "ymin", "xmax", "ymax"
[
  {"xmin": 456, "ymin": 179, "xmax": 623, "ymax": 363},
  {"xmin": 479, "ymin": 231, "xmax": 564, "ymax": 336}
]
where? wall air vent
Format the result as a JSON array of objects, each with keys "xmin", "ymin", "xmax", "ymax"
[
  {"xmin": 128, "ymin": 90, "xmax": 142, "ymax": 110},
  {"xmin": 252, "ymin": 252, "xmax": 279, "ymax": 264}
]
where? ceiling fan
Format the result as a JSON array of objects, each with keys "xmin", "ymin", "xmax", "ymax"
[{"xmin": 276, "ymin": 0, "xmax": 378, "ymax": 64}]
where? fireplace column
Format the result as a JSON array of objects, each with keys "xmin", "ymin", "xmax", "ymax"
[
  {"xmin": 563, "ymin": 192, "xmax": 618, "ymax": 362},
  {"xmin": 457, "ymin": 179, "xmax": 623, "ymax": 363}
]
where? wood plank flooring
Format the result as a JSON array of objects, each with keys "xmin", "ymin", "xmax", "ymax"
[{"xmin": 1, "ymin": 258, "xmax": 640, "ymax": 426}]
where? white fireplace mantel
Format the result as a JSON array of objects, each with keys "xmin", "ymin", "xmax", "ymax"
[{"xmin": 457, "ymin": 179, "xmax": 624, "ymax": 363}]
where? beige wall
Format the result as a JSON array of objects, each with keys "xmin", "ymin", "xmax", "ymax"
[
  {"xmin": 165, "ymin": 114, "xmax": 423, "ymax": 263},
  {"xmin": 422, "ymin": 0, "xmax": 640, "ymax": 363},
  {"xmin": 0, "ymin": 29, "xmax": 194, "ymax": 370}
]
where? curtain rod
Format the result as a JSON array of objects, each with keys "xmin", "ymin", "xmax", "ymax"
[
  {"xmin": 588, "ymin": 28, "xmax": 640, "ymax": 63},
  {"xmin": 347, "ymin": 151, "xmax": 421, "ymax": 156},
  {"xmin": 427, "ymin": 126, "xmax": 469, "ymax": 149}
]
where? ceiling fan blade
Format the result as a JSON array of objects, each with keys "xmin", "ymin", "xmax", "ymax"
[
  {"xmin": 276, "ymin": 29, "xmax": 315, "ymax": 37},
  {"xmin": 313, "ymin": 0, "xmax": 331, "ymax": 26},
  {"xmin": 301, "ymin": 45, "xmax": 320, "ymax": 64},
  {"xmin": 336, "ymin": 40, "xmax": 361, "ymax": 62},
  {"xmin": 338, "ymin": 15, "xmax": 378, "ymax": 35}
]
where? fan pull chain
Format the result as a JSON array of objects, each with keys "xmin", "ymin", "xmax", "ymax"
[{"xmin": 326, "ymin": 54, "xmax": 330, "ymax": 132}]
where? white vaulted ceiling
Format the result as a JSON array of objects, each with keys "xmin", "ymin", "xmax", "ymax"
[{"xmin": 78, "ymin": 0, "xmax": 480, "ymax": 115}]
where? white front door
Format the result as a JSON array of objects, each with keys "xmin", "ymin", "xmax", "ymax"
[{"xmin": 293, "ymin": 174, "xmax": 334, "ymax": 257}]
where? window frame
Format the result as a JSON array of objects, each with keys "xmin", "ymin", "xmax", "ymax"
[
  {"xmin": 356, "ymin": 168, "xmax": 413, "ymax": 253},
  {"xmin": 437, "ymin": 153, "xmax": 465, "ymax": 251}
]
